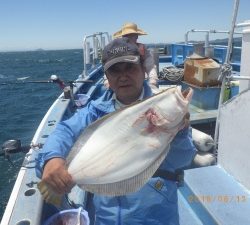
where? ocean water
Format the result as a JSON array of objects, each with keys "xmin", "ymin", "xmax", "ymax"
[{"xmin": 0, "ymin": 49, "xmax": 83, "ymax": 219}]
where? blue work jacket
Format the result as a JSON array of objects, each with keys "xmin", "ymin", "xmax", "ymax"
[{"xmin": 36, "ymin": 82, "xmax": 196, "ymax": 225}]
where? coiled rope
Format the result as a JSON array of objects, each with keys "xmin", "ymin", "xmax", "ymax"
[
  {"xmin": 159, "ymin": 66, "xmax": 184, "ymax": 82},
  {"xmin": 218, "ymin": 63, "xmax": 232, "ymax": 81}
]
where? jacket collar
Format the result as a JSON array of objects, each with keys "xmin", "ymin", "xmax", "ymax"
[{"xmin": 91, "ymin": 81, "xmax": 153, "ymax": 114}]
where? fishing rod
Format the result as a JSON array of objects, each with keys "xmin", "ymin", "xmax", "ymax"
[
  {"xmin": 0, "ymin": 74, "xmax": 93, "ymax": 90},
  {"xmin": 0, "ymin": 75, "xmax": 94, "ymax": 166},
  {"xmin": 0, "ymin": 80, "xmax": 53, "ymax": 85}
]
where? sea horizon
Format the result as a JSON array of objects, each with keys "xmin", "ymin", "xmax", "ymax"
[{"xmin": 0, "ymin": 36, "xmax": 242, "ymax": 53}]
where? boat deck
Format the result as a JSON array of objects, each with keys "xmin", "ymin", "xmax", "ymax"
[
  {"xmin": 158, "ymin": 58, "xmax": 219, "ymax": 126},
  {"xmin": 158, "ymin": 83, "xmax": 217, "ymax": 126},
  {"xmin": 189, "ymin": 104, "xmax": 217, "ymax": 125},
  {"xmin": 178, "ymin": 165, "xmax": 250, "ymax": 225}
]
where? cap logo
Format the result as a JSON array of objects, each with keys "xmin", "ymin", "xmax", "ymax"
[
  {"xmin": 102, "ymin": 37, "xmax": 140, "ymax": 71},
  {"xmin": 108, "ymin": 46, "xmax": 129, "ymax": 56}
]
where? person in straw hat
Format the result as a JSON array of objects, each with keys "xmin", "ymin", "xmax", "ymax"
[
  {"xmin": 104, "ymin": 22, "xmax": 159, "ymax": 93},
  {"xmin": 113, "ymin": 22, "xmax": 147, "ymax": 38}
]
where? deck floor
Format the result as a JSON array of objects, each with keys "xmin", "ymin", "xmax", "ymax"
[
  {"xmin": 190, "ymin": 104, "xmax": 217, "ymax": 125},
  {"xmin": 158, "ymin": 84, "xmax": 218, "ymax": 127}
]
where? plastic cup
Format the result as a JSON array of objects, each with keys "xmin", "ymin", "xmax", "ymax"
[
  {"xmin": 75, "ymin": 94, "xmax": 90, "ymax": 107},
  {"xmin": 44, "ymin": 207, "xmax": 90, "ymax": 225}
]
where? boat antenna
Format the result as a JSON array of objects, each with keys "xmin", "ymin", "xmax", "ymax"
[{"xmin": 214, "ymin": 0, "xmax": 240, "ymax": 153}]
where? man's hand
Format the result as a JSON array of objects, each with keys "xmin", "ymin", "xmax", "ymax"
[
  {"xmin": 42, "ymin": 158, "xmax": 75, "ymax": 195},
  {"xmin": 181, "ymin": 88, "xmax": 191, "ymax": 128},
  {"xmin": 184, "ymin": 112, "xmax": 190, "ymax": 128}
]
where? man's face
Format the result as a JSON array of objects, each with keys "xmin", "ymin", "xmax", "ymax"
[
  {"xmin": 106, "ymin": 62, "xmax": 145, "ymax": 105},
  {"xmin": 123, "ymin": 34, "xmax": 138, "ymax": 44}
]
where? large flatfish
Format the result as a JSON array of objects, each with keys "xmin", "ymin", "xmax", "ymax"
[{"xmin": 38, "ymin": 86, "xmax": 193, "ymax": 205}]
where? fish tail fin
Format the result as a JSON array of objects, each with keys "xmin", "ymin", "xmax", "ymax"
[
  {"xmin": 37, "ymin": 181, "xmax": 63, "ymax": 207},
  {"xmin": 182, "ymin": 87, "xmax": 193, "ymax": 102}
]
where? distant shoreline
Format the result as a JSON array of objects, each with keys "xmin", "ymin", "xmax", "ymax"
[
  {"xmin": 0, "ymin": 37, "xmax": 242, "ymax": 53},
  {"xmin": 0, "ymin": 48, "xmax": 82, "ymax": 53}
]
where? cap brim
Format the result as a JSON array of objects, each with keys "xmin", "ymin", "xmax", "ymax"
[{"xmin": 104, "ymin": 55, "xmax": 140, "ymax": 72}]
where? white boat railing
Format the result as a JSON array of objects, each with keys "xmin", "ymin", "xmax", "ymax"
[
  {"xmin": 81, "ymin": 32, "xmax": 111, "ymax": 78},
  {"xmin": 214, "ymin": 0, "xmax": 250, "ymax": 153},
  {"xmin": 185, "ymin": 29, "xmax": 242, "ymax": 58}
]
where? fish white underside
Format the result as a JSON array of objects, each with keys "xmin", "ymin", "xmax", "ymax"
[
  {"xmin": 69, "ymin": 109, "xmax": 176, "ymax": 184},
  {"xmin": 80, "ymin": 146, "xmax": 170, "ymax": 195},
  {"xmin": 66, "ymin": 86, "xmax": 191, "ymax": 195}
]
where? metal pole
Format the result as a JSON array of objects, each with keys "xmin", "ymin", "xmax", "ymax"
[
  {"xmin": 185, "ymin": 31, "xmax": 189, "ymax": 44},
  {"xmin": 93, "ymin": 36, "xmax": 98, "ymax": 64},
  {"xmin": 83, "ymin": 36, "xmax": 87, "ymax": 78},
  {"xmin": 225, "ymin": 1, "xmax": 240, "ymax": 64},
  {"xmin": 82, "ymin": 32, "xmax": 110, "ymax": 78},
  {"xmin": 214, "ymin": 0, "xmax": 240, "ymax": 152}
]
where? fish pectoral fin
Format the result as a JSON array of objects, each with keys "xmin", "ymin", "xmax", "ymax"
[
  {"xmin": 182, "ymin": 87, "xmax": 193, "ymax": 101},
  {"xmin": 37, "ymin": 181, "xmax": 63, "ymax": 207}
]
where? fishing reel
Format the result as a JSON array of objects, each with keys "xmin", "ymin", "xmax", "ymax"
[
  {"xmin": 50, "ymin": 74, "xmax": 66, "ymax": 89},
  {"xmin": 0, "ymin": 139, "xmax": 30, "ymax": 166}
]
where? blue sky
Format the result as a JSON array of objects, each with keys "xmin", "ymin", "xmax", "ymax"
[{"xmin": 0, "ymin": 0, "xmax": 249, "ymax": 51}]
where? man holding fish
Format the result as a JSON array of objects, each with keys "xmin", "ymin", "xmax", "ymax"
[{"xmin": 36, "ymin": 37, "xmax": 196, "ymax": 225}]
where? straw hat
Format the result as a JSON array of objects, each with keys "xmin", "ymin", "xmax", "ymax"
[{"xmin": 113, "ymin": 22, "xmax": 147, "ymax": 38}]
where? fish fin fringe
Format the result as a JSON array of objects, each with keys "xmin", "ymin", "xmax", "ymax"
[
  {"xmin": 79, "ymin": 146, "xmax": 170, "ymax": 196},
  {"xmin": 37, "ymin": 181, "xmax": 63, "ymax": 206}
]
